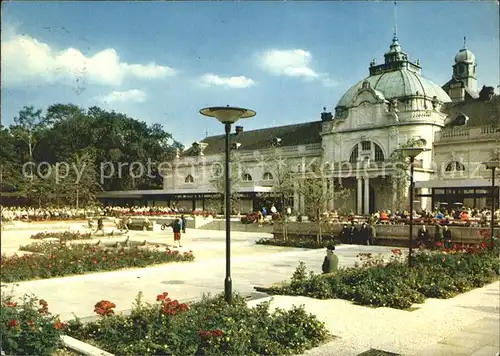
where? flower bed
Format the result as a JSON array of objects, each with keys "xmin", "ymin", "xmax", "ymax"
[
  {"xmin": 1, "ymin": 294, "xmax": 66, "ymax": 356},
  {"xmin": 265, "ymin": 244, "xmax": 500, "ymax": 309},
  {"xmin": 30, "ymin": 231, "xmax": 92, "ymax": 242},
  {"xmin": 65, "ymin": 291, "xmax": 330, "ymax": 355},
  {"xmin": 256, "ymin": 237, "xmax": 338, "ymax": 249},
  {"xmin": 1, "ymin": 243, "xmax": 194, "ymax": 283}
]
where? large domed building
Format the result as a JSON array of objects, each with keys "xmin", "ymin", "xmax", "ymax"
[{"xmin": 100, "ymin": 36, "xmax": 499, "ymax": 215}]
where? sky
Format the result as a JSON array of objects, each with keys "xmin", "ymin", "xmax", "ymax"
[{"xmin": 1, "ymin": 1, "xmax": 499, "ymax": 147}]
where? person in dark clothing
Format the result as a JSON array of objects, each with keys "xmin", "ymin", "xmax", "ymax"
[
  {"xmin": 180, "ymin": 215, "xmax": 187, "ymax": 234},
  {"xmin": 95, "ymin": 217, "xmax": 105, "ymax": 235},
  {"xmin": 417, "ymin": 225, "xmax": 430, "ymax": 246},
  {"xmin": 359, "ymin": 223, "xmax": 373, "ymax": 245},
  {"xmin": 443, "ymin": 225, "xmax": 452, "ymax": 248},
  {"xmin": 339, "ymin": 224, "xmax": 349, "ymax": 244},
  {"xmin": 348, "ymin": 223, "xmax": 357, "ymax": 244},
  {"xmin": 171, "ymin": 218, "xmax": 182, "ymax": 248}
]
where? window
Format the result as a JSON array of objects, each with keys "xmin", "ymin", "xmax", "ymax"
[
  {"xmin": 242, "ymin": 173, "xmax": 253, "ymax": 181},
  {"xmin": 349, "ymin": 145, "xmax": 359, "ymax": 163},
  {"xmin": 445, "ymin": 161, "xmax": 465, "ymax": 172},
  {"xmin": 374, "ymin": 144, "xmax": 385, "ymax": 162},
  {"xmin": 184, "ymin": 175, "xmax": 194, "ymax": 183},
  {"xmin": 263, "ymin": 172, "xmax": 273, "ymax": 180},
  {"xmin": 349, "ymin": 141, "xmax": 384, "ymax": 163}
]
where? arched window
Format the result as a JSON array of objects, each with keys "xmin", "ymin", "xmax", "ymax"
[
  {"xmin": 263, "ymin": 172, "xmax": 273, "ymax": 180},
  {"xmin": 349, "ymin": 141, "xmax": 385, "ymax": 163},
  {"xmin": 242, "ymin": 173, "xmax": 253, "ymax": 181},
  {"xmin": 445, "ymin": 161, "xmax": 465, "ymax": 172},
  {"xmin": 349, "ymin": 145, "xmax": 359, "ymax": 163},
  {"xmin": 185, "ymin": 175, "xmax": 194, "ymax": 183}
]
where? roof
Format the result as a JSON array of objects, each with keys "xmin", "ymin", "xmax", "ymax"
[
  {"xmin": 336, "ymin": 69, "xmax": 452, "ymax": 108},
  {"xmin": 182, "ymin": 121, "xmax": 323, "ymax": 156},
  {"xmin": 442, "ymin": 95, "xmax": 500, "ymax": 127},
  {"xmin": 455, "ymin": 48, "xmax": 475, "ymax": 63},
  {"xmin": 442, "ymin": 78, "xmax": 479, "ymax": 99}
]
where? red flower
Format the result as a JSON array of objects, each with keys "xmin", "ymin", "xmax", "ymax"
[
  {"xmin": 94, "ymin": 300, "xmax": 116, "ymax": 316},
  {"xmin": 156, "ymin": 292, "xmax": 169, "ymax": 301},
  {"xmin": 198, "ymin": 329, "xmax": 224, "ymax": 338},
  {"xmin": 435, "ymin": 242, "xmax": 443, "ymax": 247},
  {"xmin": 7, "ymin": 301, "xmax": 17, "ymax": 307},
  {"xmin": 7, "ymin": 320, "xmax": 18, "ymax": 328},
  {"xmin": 391, "ymin": 249, "xmax": 402, "ymax": 255},
  {"xmin": 54, "ymin": 320, "xmax": 67, "ymax": 329}
]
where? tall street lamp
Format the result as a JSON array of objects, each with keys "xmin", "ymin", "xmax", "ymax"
[
  {"xmin": 200, "ymin": 105, "xmax": 256, "ymax": 305},
  {"xmin": 483, "ymin": 159, "xmax": 500, "ymax": 248},
  {"xmin": 397, "ymin": 147, "xmax": 430, "ymax": 267}
]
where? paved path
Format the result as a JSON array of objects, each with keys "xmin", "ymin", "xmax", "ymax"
[{"xmin": 2, "ymin": 224, "xmax": 499, "ymax": 355}]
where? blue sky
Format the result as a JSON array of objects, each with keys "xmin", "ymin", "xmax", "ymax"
[{"xmin": 2, "ymin": 1, "xmax": 498, "ymax": 147}]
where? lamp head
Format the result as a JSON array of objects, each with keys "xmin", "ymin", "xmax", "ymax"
[
  {"xmin": 199, "ymin": 106, "xmax": 256, "ymax": 124},
  {"xmin": 397, "ymin": 147, "xmax": 430, "ymax": 158},
  {"xmin": 483, "ymin": 159, "xmax": 500, "ymax": 170}
]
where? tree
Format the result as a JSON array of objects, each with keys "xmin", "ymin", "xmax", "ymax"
[
  {"xmin": 208, "ymin": 151, "xmax": 244, "ymax": 214},
  {"xmin": 387, "ymin": 137, "xmax": 427, "ymax": 210},
  {"xmin": 297, "ymin": 162, "xmax": 350, "ymax": 243},
  {"xmin": 265, "ymin": 154, "xmax": 296, "ymax": 240}
]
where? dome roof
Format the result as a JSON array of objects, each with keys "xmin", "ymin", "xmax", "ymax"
[
  {"xmin": 336, "ymin": 69, "xmax": 451, "ymax": 108},
  {"xmin": 454, "ymin": 48, "xmax": 475, "ymax": 63}
]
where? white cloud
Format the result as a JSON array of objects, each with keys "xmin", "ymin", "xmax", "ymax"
[
  {"xmin": 200, "ymin": 74, "xmax": 255, "ymax": 88},
  {"xmin": 100, "ymin": 89, "xmax": 147, "ymax": 104},
  {"xmin": 1, "ymin": 29, "xmax": 175, "ymax": 87},
  {"xmin": 259, "ymin": 49, "xmax": 319, "ymax": 79}
]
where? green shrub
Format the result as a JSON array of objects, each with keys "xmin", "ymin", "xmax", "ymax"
[
  {"xmin": 256, "ymin": 238, "xmax": 337, "ymax": 249},
  {"xmin": 0, "ymin": 293, "xmax": 66, "ymax": 356},
  {"xmin": 65, "ymin": 291, "xmax": 330, "ymax": 356},
  {"xmin": 30, "ymin": 231, "xmax": 92, "ymax": 241},
  {"xmin": 1, "ymin": 243, "xmax": 195, "ymax": 283},
  {"xmin": 267, "ymin": 247, "xmax": 500, "ymax": 310}
]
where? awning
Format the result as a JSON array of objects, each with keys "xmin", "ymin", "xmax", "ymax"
[{"xmin": 415, "ymin": 178, "xmax": 497, "ymax": 189}]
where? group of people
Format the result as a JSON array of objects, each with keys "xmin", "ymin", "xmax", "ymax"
[
  {"xmin": 338, "ymin": 223, "xmax": 377, "ymax": 245},
  {"xmin": 416, "ymin": 224, "xmax": 453, "ymax": 248}
]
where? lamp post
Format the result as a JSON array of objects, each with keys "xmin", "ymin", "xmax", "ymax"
[
  {"xmin": 483, "ymin": 159, "xmax": 500, "ymax": 248},
  {"xmin": 200, "ymin": 105, "xmax": 256, "ymax": 305},
  {"xmin": 397, "ymin": 147, "xmax": 430, "ymax": 267}
]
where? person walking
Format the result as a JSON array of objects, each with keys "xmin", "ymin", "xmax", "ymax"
[
  {"xmin": 171, "ymin": 218, "xmax": 182, "ymax": 248},
  {"xmin": 322, "ymin": 245, "xmax": 339, "ymax": 274},
  {"xmin": 443, "ymin": 225, "xmax": 452, "ymax": 249},
  {"xmin": 94, "ymin": 217, "xmax": 105, "ymax": 235},
  {"xmin": 417, "ymin": 225, "xmax": 430, "ymax": 247},
  {"xmin": 180, "ymin": 214, "xmax": 187, "ymax": 234}
]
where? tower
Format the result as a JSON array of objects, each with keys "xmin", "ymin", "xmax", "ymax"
[{"xmin": 452, "ymin": 37, "xmax": 477, "ymax": 92}]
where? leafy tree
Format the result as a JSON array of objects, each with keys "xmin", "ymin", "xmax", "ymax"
[
  {"xmin": 208, "ymin": 151, "xmax": 244, "ymax": 214},
  {"xmin": 297, "ymin": 161, "xmax": 350, "ymax": 243}
]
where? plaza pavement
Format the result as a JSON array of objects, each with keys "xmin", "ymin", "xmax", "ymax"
[{"xmin": 1, "ymin": 223, "xmax": 499, "ymax": 356}]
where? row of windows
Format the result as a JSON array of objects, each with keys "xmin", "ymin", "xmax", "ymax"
[{"xmin": 185, "ymin": 172, "xmax": 274, "ymax": 183}]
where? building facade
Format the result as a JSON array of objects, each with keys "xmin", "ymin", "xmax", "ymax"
[{"xmin": 100, "ymin": 36, "xmax": 499, "ymax": 214}]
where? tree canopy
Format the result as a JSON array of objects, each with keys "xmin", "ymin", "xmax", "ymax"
[{"xmin": 0, "ymin": 104, "xmax": 183, "ymax": 207}]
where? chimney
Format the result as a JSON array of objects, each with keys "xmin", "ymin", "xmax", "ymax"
[{"xmin": 235, "ymin": 126, "xmax": 244, "ymax": 135}]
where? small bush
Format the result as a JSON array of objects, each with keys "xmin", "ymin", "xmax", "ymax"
[
  {"xmin": 65, "ymin": 291, "xmax": 330, "ymax": 355},
  {"xmin": 30, "ymin": 231, "xmax": 92, "ymax": 242},
  {"xmin": 256, "ymin": 237, "xmax": 337, "ymax": 249},
  {"xmin": 0, "ymin": 293, "xmax": 66, "ymax": 356}
]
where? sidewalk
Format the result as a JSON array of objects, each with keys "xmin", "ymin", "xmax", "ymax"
[{"xmin": 250, "ymin": 281, "xmax": 499, "ymax": 356}]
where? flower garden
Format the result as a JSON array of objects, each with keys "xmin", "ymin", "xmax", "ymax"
[
  {"xmin": 0, "ymin": 242, "xmax": 195, "ymax": 283},
  {"xmin": 256, "ymin": 237, "xmax": 337, "ymax": 249},
  {"xmin": 64, "ymin": 292, "xmax": 330, "ymax": 356},
  {"xmin": 30, "ymin": 231, "xmax": 92, "ymax": 242},
  {"xmin": 1, "ymin": 291, "xmax": 331, "ymax": 356},
  {"xmin": 264, "ymin": 243, "xmax": 500, "ymax": 310}
]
